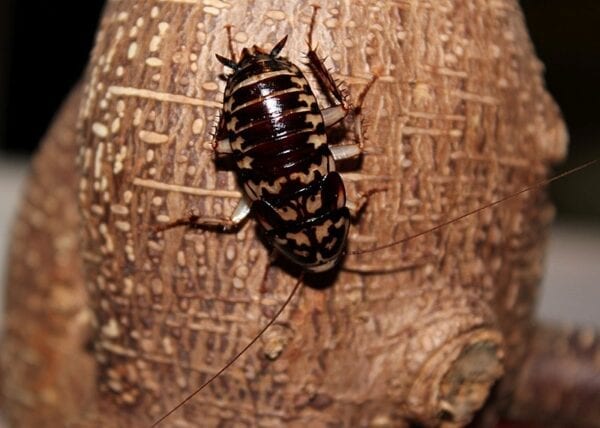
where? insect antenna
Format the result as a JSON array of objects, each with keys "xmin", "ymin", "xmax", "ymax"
[
  {"xmin": 224, "ymin": 24, "xmax": 237, "ymax": 62},
  {"xmin": 348, "ymin": 157, "xmax": 599, "ymax": 256},
  {"xmin": 150, "ymin": 272, "xmax": 306, "ymax": 427}
]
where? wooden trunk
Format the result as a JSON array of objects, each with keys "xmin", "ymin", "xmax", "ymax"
[{"xmin": 4, "ymin": 1, "xmax": 594, "ymax": 427}]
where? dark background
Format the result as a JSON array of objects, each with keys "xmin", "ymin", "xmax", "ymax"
[{"xmin": 0, "ymin": 0, "xmax": 598, "ymax": 220}]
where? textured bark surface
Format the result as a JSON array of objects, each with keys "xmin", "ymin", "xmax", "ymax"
[
  {"xmin": 0, "ymin": 85, "xmax": 96, "ymax": 426},
  {"xmin": 0, "ymin": 0, "xmax": 579, "ymax": 427}
]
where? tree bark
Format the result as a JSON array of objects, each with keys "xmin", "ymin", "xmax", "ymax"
[
  {"xmin": 2, "ymin": 0, "xmax": 588, "ymax": 427},
  {"xmin": 0, "ymin": 84, "xmax": 96, "ymax": 426}
]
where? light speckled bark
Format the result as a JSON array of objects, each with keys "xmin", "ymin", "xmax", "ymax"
[{"xmin": 2, "ymin": 0, "xmax": 589, "ymax": 427}]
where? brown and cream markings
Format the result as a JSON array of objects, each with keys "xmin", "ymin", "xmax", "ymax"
[{"xmin": 202, "ymin": 20, "xmax": 377, "ymax": 273}]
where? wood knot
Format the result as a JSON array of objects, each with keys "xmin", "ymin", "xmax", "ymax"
[
  {"xmin": 261, "ymin": 324, "xmax": 293, "ymax": 360},
  {"xmin": 438, "ymin": 341, "xmax": 504, "ymax": 427},
  {"xmin": 408, "ymin": 328, "xmax": 505, "ymax": 426}
]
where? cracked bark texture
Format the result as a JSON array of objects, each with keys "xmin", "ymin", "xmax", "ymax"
[{"xmin": 4, "ymin": 0, "xmax": 598, "ymax": 427}]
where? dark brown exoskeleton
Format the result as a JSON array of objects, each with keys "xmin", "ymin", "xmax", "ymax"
[
  {"xmin": 210, "ymin": 33, "xmax": 376, "ymax": 273},
  {"xmin": 159, "ymin": 9, "xmax": 376, "ymax": 274}
]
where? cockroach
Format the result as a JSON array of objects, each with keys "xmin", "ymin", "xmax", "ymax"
[
  {"xmin": 160, "ymin": 23, "xmax": 376, "ymax": 273},
  {"xmin": 152, "ymin": 7, "xmax": 375, "ymax": 423},
  {"xmin": 150, "ymin": 6, "xmax": 599, "ymax": 426}
]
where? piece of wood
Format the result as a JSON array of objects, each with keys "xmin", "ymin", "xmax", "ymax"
[
  {"xmin": 2, "ymin": 1, "xmax": 586, "ymax": 427},
  {"xmin": 0, "ymin": 84, "xmax": 96, "ymax": 426}
]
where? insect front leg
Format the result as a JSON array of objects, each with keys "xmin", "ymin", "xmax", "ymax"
[
  {"xmin": 306, "ymin": 4, "xmax": 378, "ymax": 133},
  {"xmin": 153, "ymin": 196, "xmax": 251, "ymax": 233},
  {"xmin": 306, "ymin": 6, "xmax": 348, "ymax": 109}
]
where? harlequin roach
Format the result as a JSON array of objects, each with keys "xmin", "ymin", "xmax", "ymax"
[
  {"xmin": 151, "ymin": 6, "xmax": 600, "ymax": 426},
  {"xmin": 162, "ymin": 27, "xmax": 376, "ymax": 274}
]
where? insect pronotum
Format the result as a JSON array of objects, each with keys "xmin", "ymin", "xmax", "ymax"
[{"xmin": 149, "ymin": 6, "xmax": 599, "ymax": 427}]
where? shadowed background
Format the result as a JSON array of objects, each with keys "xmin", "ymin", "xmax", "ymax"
[{"xmin": 0, "ymin": 1, "xmax": 598, "ymax": 320}]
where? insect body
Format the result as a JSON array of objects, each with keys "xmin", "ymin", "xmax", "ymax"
[
  {"xmin": 214, "ymin": 37, "xmax": 352, "ymax": 272},
  {"xmin": 197, "ymin": 12, "xmax": 379, "ymax": 274},
  {"xmin": 158, "ymin": 8, "xmax": 376, "ymax": 272}
]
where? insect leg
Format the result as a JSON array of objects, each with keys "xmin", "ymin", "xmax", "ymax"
[
  {"xmin": 306, "ymin": 5, "xmax": 348, "ymax": 108},
  {"xmin": 345, "ymin": 187, "xmax": 388, "ymax": 219},
  {"xmin": 330, "ymin": 143, "xmax": 362, "ymax": 161},
  {"xmin": 349, "ymin": 74, "xmax": 379, "ymax": 151},
  {"xmin": 214, "ymin": 137, "xmax": 233, "ymax": 155},
  {"xmin": 326, "ymin": 75, "xmax": 380, "ymax": 162},
  {"xmin": 153, "ymin": 197, "xmax": 251, "ymax": 233}
]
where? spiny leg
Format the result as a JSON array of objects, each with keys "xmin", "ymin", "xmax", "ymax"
[
  {"xmin": 305, "ymin": 6, "xmax": 379, "ymax": 157},
  {"xmin": 153, "ymin": 197, "xmax": 251, "ymax": 233},
  {"xmin": 326, "ymin": 74, "xmax": 379, "ymax": 161},
  {"xmin": 350, "ymin": 74, "xmax": 379, "ymax": 151},
  {"xmin": 306, "ymin": 3, "xmax": 379, "ymax": 116},
  {"xmin": 215, "ymin": 25, "xmax": 239, "ymax": 70},
  {"xmin": 306, "ymin": 6, "xmax": 347, "ymax": 107}
]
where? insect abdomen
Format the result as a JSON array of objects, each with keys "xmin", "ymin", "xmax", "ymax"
[
  {"xmin": 222, "ymin": 54, "xmax": 348, "ymax": 271},
  {"xmin": 225, "ymin": 59, "xmax": 330, "ymax": 194}
]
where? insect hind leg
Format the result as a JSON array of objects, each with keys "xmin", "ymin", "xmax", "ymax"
[
  {"xmin": 306, "ymin": 5, "xmax": 347, "ymax": 107},
  {"xmin": 305, "ymin": 5, "xmax": 379, "ymax": 155}
]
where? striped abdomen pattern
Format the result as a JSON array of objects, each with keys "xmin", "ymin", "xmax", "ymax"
[{"xmin": 220, "ymin": 50, "xmax": 349, "ymax": 272}]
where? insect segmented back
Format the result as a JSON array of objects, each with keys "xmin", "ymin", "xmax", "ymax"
[
  {"xmin": 148, "ymin": 8, "xmax": 600, "ymax": 427},
  {"xmin": 215, "ymin": 37, "xmax": 351, "ymax": 272}
]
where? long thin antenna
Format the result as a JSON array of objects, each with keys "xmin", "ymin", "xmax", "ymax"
[
  {"xmin": 224, "ymin": 24, "xmax": 237, "ymax": 63},
  {"xmin": 349, "ymin": 158, "xmax": 599, "ymax": 256},
  {"xmin": 150, "ymin": 272, "xmax": 305, "ymax": 427}
]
